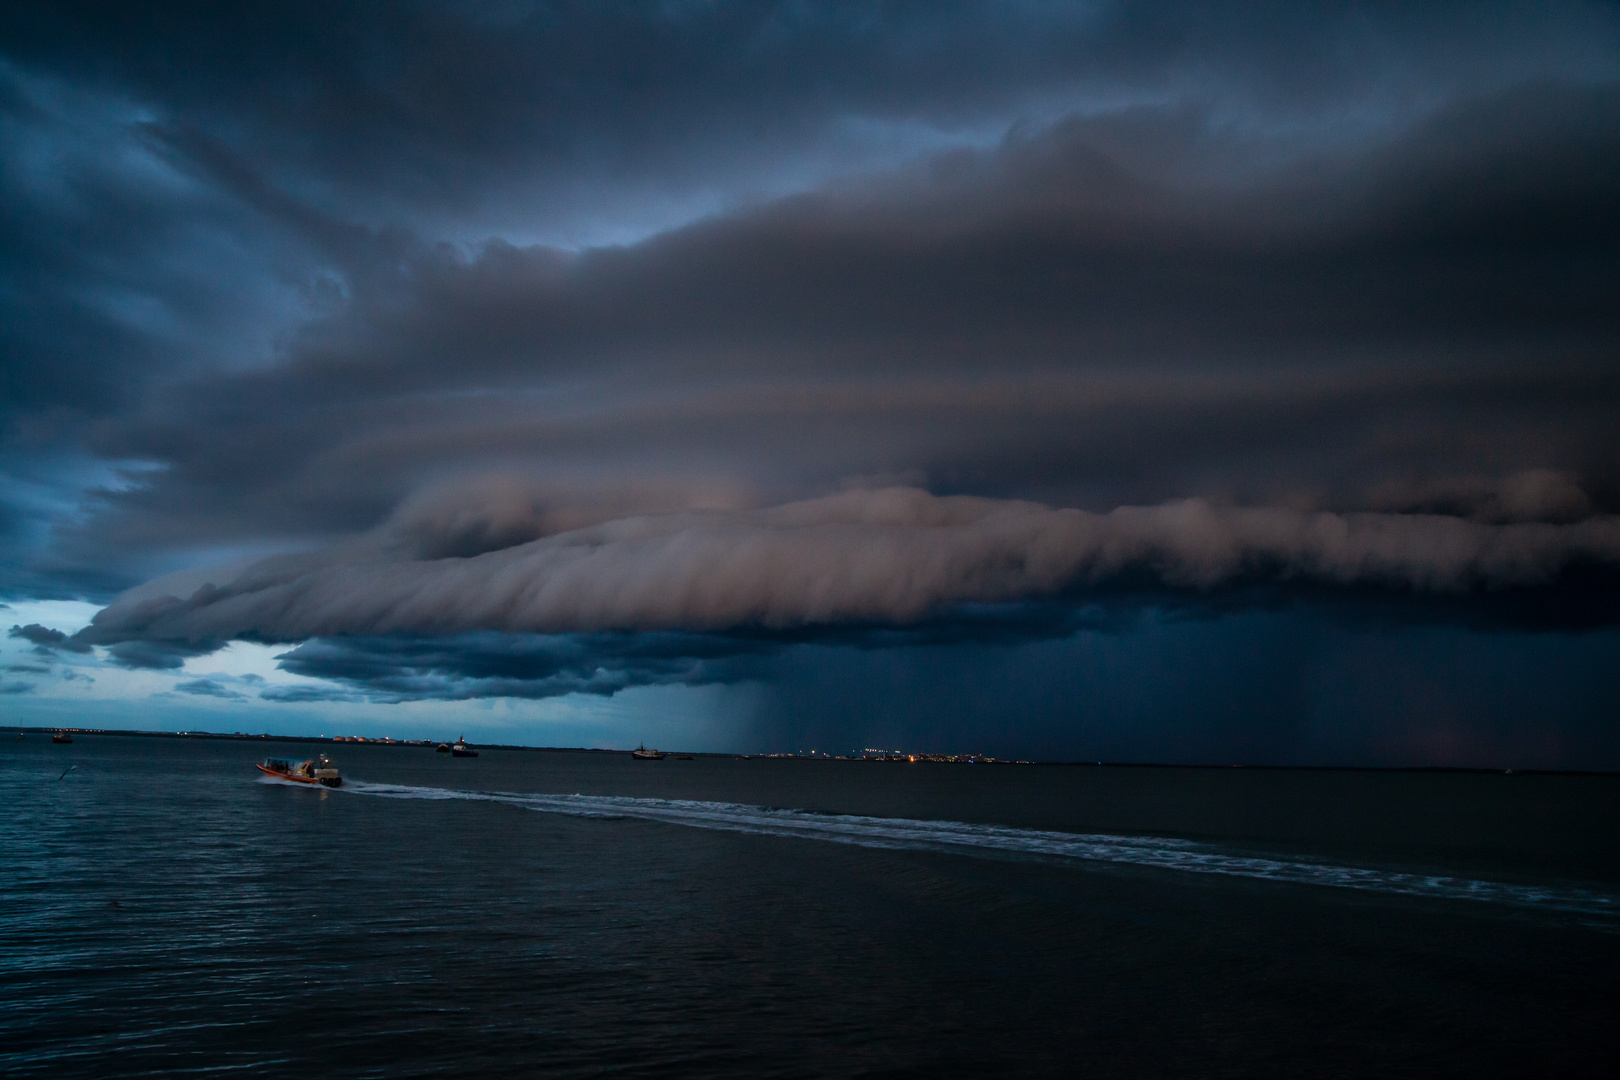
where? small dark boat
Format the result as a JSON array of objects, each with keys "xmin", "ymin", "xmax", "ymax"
[
  {"xmin": 631, "ymin": 744, "xmax": 665, "ymax": 760},
  {"xmin": 257, "ymin": 755, "xmax": 342, "ymax": 787},
  {"xmin": 52, "ymin": 731, "xmax": 73, "ymax": 744},
  {"xmin": 450, "ymin": 735, "xmax": 478, "ymax": 758},
  {"xmin": 435, "ymin": 742, "xmax": 451, "ymax": 753}
]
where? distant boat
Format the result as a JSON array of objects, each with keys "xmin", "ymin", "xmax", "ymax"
[
  {"xmin": 631, "ymin": 744, "xmax": 665, "ymax": 760},
  {"xmin": 451, "ymin": 735, "xmax": 478, "ymax": 758},
  {"xmin": 435, "ymin": 742, "xmax": 451, "ymax": 753},
  {"xmin": 257, "ymin": 755, "xmax": 342, "ymax": 787},
  {"xmin": 51, "ymin": 731, "xmax": 72, "ymax": 744}
]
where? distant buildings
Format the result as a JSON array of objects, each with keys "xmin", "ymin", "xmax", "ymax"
[{"xmin": 755, "ymin": 748, "xmax": 1026, "ymax": 763}]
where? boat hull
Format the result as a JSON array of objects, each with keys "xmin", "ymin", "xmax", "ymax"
[{"xmin": 256, "ymin": 763, "xmax": 342, "ymax": 787}]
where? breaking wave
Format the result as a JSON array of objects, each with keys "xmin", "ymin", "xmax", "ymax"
[{"xmin": 344, "ymin": 781, "xmax": 1619, "ymax": 920}]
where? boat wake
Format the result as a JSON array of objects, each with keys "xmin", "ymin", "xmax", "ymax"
[
  {"xmin": 257, "ymin": 774, "xmax": 327, "ymax": 787},
  {"xmin": 343, "ymin": 780, "xmax": 1619, "ymax": 922}
]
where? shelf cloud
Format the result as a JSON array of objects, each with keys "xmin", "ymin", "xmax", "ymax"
[{"xmin": 79, "ymin": 487, "xmax": 1620, "ymax": 651}]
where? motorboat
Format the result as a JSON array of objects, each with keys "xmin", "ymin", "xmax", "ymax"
[
  {"xmin": 52, "ymin": 731, "xmax": 73, "ymax": 744},
  {"xmin": 257, "ymin": 755, "xmax": 342, "ymax": 787},
  {"xmin": 631, "ymin": 744, "xmax": 665, "ymax": 760},
  {"xmin": 450, "ymin": 735, "xmax": 478, "ymax": 758},
  {"xmin": 435, "ymin": 742, "xmax": 451, "ymax": 753}
]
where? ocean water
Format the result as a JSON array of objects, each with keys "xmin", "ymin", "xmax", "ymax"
[{"xmin": 3, "ymin": 735, "xmax": 1616, "ymax": 1078}]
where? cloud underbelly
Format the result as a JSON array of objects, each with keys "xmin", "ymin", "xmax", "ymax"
[{"xmin": 78, "ymin": 488, "xmax": 1620, "ymax": 647}]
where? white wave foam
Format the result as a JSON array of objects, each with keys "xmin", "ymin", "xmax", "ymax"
[{"xmin": 343, "ymin": 781, "xmax": 1619, "ymax": 919}]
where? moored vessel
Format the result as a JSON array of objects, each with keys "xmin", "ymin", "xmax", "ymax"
[
  {"xmin": 52, "ymin": 731, "xmax": 73, "ymax": 744},
  {"xmin": 450, "ymin": 735, "xmax": 478, "ymax": 758},
  {"xmin": 631, "ymin": 744, "xmax": 665, "ymax": 760},
  {"xmin": 257, "ymin": 755, "xmax": 342, "ymax": 787}
]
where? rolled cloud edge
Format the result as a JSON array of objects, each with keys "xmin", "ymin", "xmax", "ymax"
[{"xmin": 71, "ymin": 489, "xmax": 1620, "ymax": 653}]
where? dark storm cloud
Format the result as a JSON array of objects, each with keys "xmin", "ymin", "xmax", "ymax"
[
  {"xmin": 257, "ymin": 683, "xmax": 361, "ymax": 704},
  {"xmin": 57, "ymin": 75, "xmax": 1620, "ymax": 677},
  {"xmin": 55, "ymin": 80, "xmax": 1620, "ymax": 579},
  {"xmin": 8, "ymin": 622, "xmax": 90, "ymax": 652},
  {"xmin": 173, "ymin": 677, "xmax": 244, "ymax": 700},
  {"xmin": 2, "ymin": 3, "xmax": 1619, "ymax": 735},
  {"xmin": 230, "ymin": 567, "xmax": 1620, "ymax": 706},
  {"xmin": 10, "ymin": 1, "xmax": 1611, "ymax": 238},
  {"xmin": 0, "ymin": 61, "xmax": 331, "ymax": 420},
  {"xmin": 72, "ymin": 488, "xmax": 1620, "ymax": 668},
  {"xmin": 0, "ymin": 56, "xmax": 338, "ymax": 593},
  {"xmin": 104, "ymin": 639, "xmax": 217, "ymax": 671},
  {"xmin": 271, "ymin": 630, "xmax": 784, "ymax": 702},
  {"xmin": 268, "ymin": 607, "xmax": 1134, "ymax": 704}
]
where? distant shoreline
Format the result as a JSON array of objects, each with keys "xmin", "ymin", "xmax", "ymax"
[{"xmin": 5, "ymin": 726, "xmax": 1616, "ymax": 776}]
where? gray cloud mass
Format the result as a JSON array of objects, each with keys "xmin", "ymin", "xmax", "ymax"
[
  {"xmin": 9, "ymin": 622, "xmax": 91, "ymax": 652},
  {"xmin": 78, "ymin": 488, "xmax": 1620, "ymax": 649}
]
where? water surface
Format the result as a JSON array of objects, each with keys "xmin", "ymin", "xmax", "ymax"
[{"xmin": 3, "ymin": 734, "xmax": 1616, "ymax": 1077}]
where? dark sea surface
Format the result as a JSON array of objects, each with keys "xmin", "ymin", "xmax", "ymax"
[{"xmin": 3, "ymin": 734, "xmax": 1617, "ymax": 1078}]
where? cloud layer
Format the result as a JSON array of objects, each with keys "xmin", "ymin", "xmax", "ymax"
[
  {"xmin": 79, "ymin": 487, "xmax": 1620, "ymax": 651},
  {"xmin": 20, "ymin": 79, "xmax": 1614, "ymax": 604}
]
